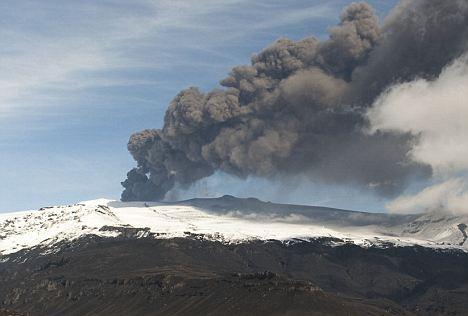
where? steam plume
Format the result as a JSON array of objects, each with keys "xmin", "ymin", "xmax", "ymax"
[
  {"xmin": 369, "ymin": 55, "xmax": 468, "ymax": 214},
  {"xmin": 122, "ymin": 0, "xmax": 468, "ymax": 202},
  {"xmin": 386, "ymin": 179, "xmax": 468, "ymax": 215}
]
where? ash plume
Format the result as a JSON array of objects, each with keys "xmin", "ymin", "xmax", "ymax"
[{"xmin": 122, "ymin": 0, "xmax": 468, "ymax": 202}]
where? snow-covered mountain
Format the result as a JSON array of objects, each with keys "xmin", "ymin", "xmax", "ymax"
[
  {"xmin": 0, "ymin": 196, "xmax": 467, "ymax": 256},
  {"xmin": 1, "ymin": 196, "xmax": 468, "ymax": 316}
]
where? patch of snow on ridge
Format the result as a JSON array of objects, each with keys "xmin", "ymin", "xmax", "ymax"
[
  {"xmin": 0, "ymin": 200, "xmax": 121, "ymax": 255},
  {"xmin": 0, "ymin": 198, "xmax": 467, "ymax": 256}
]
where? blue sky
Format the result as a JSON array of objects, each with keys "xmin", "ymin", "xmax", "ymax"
[{"xmin": 0, "ymin": 0, "xmax": 399, "ymax": 212}]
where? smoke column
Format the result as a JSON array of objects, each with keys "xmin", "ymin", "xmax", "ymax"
[{"xmin": 122, "ymin": 0, "xmax": 468, "ymax": 202}]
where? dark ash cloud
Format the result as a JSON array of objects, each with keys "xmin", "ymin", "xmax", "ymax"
[{"xmin": 122, "ymin": 0, "xmax": 467, "ymax": 202}]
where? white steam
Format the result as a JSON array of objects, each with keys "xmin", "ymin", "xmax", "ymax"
[
  {"xmin": 368, "ymin": 56, "xmax": 468, "ymax": 214},
  {"xmin": 386, "ymin": 178, "xmax": 468, "ymax": 214},
  {"xmin": 368, "ymin": 56, "xmax": 468, "ymax": 173}
]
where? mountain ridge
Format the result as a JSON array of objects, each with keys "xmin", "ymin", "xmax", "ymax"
[{"xmin": 0, "ymin": 196, "xmax": 467, "ymax": 257}]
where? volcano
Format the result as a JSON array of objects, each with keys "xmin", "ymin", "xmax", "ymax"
[{"xmin": 1, "ymin": 196, "xmax": 468, "ymax": 315}]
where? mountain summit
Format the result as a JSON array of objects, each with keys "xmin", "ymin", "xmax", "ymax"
[{"xmin": 1, "ymin": 196, "xmax": 467, "ymax": 256}]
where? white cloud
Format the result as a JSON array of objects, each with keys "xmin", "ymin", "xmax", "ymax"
[
  {"xmin": 0, "ymin": 0, "xmax": 336, "ymax": 116},
  {"xmin": 368, "ymin": 56, "xmax": 468, "ymax": 214},
  {"xmin": 367, "ymin": 56, "xmax": 468, "ymax": 174},
  {"xmin": 0, "ymin": 39, "xmax": 110, "ymax": 112}
]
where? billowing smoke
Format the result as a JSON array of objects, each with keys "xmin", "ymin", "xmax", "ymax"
[{"xmin": 122, "ymin": 0, "xmax": 468, "ymax": 202}]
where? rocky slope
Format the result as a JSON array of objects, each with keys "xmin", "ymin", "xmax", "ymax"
[{"xmin": 1, "ymin": 235, "xmax": 468, "ymax": 315}]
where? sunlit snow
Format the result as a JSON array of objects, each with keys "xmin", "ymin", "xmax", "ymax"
[{"xmin": 0, "ymin": 198, "xmax": 467, "ymax": 255}]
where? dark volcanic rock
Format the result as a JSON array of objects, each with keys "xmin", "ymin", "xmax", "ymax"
[
  {"xmin": 0, "ymin": 236, "xmax": 468, "ymax": 315},
  {"xmin": 0, "ymin": 310, "xmax": 24, "ymax": 316}
]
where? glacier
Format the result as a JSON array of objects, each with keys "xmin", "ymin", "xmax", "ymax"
[{"xmin": 0, "ymin": 196, "xmax": 467, "ymax": 256}]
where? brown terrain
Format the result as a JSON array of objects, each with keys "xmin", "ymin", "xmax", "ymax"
[{"xmin": 0, "ymin": 232, "xmax": 467, "ymax": 315}]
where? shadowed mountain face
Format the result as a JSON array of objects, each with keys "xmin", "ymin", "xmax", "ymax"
[
  {"xmin": 0, "ymin": 310, "xmax": 23, "ymax": 316},
  {"xmin": 176, "ymin": 195, "xmax": 419, "ymax": 227},
  {"xmin": 1, "ymin": 235, "xmax": 468, "ymax": 316}
]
